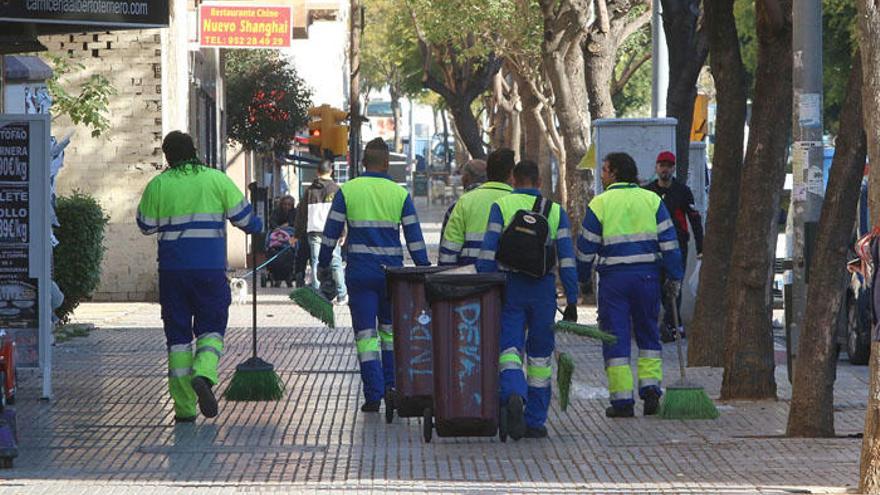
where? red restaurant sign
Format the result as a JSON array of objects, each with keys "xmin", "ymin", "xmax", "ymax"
[{"xmin": 199, "ymin": 3, "xmax": 291, "ymax": 48}]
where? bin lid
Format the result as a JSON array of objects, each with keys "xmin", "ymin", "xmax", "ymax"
[
  {"xmin": 385, "ymin": 265, "xmax": 453, "ymax": 281},
  {"xmin": 424, "ymin": 273, "xmax": 506, "ymax": 302}
]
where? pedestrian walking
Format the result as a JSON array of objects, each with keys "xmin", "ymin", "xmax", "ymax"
[
  {"xmin": 476, "ymin": 160, "xmax": 579, "ymax": 440},
  {"xmin": 317, "ymin": 138, "xmax": 430, "ymax": 412},
  {"xmin": 643, "ymin": 151, "xmax": 703, "ymax": 342},
  {"xmin": 439, "ymin": 158, "xmax": 488, "ymax": 239},
  {"xmin": 577, "ymin": 152, "xmax": 683, "ymax": 418},
  {"xmin": 439, "ymin": 149, "xmax": 515, "ymax": 266},
  {"xmin": 294, "ymin": 159, "xmax": 347, "ymax": 304},
  {"xmin": 136, "ymin": 131, "xmax": 263, "ymax": 423}
]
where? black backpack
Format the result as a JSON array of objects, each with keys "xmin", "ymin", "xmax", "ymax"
[{"xmin": 496, "ymin": 196, "xmax": 556, "ymax": 278}]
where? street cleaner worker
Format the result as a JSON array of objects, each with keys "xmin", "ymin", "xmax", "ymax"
[
  {"xmin": 318, "ymin": 138, "xmax": 430, "ymax": 413},
  {"xmin": 476, "ymin": 160, "xmax": 578, "ymax": 440},
  {"xmin": 644, "ymin": 151, "xmax": 704, "ymax": 342},
  {"xmin": 439, "ymin": 148, "xmax": 515, "ymax": 265},
  {"xmin": 137, "ymin": 131, "xmax": 262, "ymax": 423},
  {"xmin": 577, "ymin": 152, "xmax": 682, "ymax": 418}
]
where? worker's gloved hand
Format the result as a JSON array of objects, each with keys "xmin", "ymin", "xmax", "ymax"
[
  {"xmin": 562, "ymin": 304, "xmax": 578, "ymax": 323},
  {"xmin": 663, "ymin": 279, "xmax": 682, "ymax": 301}
]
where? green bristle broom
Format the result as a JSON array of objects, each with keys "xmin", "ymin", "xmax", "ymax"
[
  {"xmin": 556, "ymin": 352, "xmax": 575, "ymax": 411},
  {"xmin": 554, "ymin": 321, "xmax": 618, "ymax": 344},
  {"xmin": 658, "ymin": 303, "xmax": 719, "ymax": 420},
  {"xmin": 289, "ymin": 286, "xmax": 335, "ymax": 328},
  {"xmin": 224, "ymin": 241, "xmax": 284, "ymax": 401},
  {"xmin": 554, "ymin": 312, "xmax": 618, "ymax": 412}
]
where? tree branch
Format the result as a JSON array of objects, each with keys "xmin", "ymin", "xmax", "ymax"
[
  {"xmin": 596, "ymin": 0, "xmax": 611, "ymax": 33},
  {"xmin": 612, "ymin": 51, "xmax": 651, "ymax": 96},
  {"xmin": 612, "ymin": 4, "xmax": 652, "ymax": 42}
]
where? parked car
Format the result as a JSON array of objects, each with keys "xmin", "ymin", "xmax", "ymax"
[{"xmin": 842, "ymin": 177, "xmax": 872, "ymax": 365}]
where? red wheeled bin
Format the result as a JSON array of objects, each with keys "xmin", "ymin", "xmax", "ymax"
[
  {"xmin": 422, "ymin": 273, "xmax": 506, "ymax": 443},
  {"xmin": 384, "ymin": 266, "xmax": 452, "ymax": 424}
]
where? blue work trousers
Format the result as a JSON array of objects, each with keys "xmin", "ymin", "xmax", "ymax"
[
  {"xmin": 498, "ymin": 273, "xmax": 556, "ymax": 429},
  {"xmin": 159, "ymin": 270, "xmax": 230, "ymax": 350},
  {"xmin": 347, "ymin": 270, "xmax": 393, "ymax": 403},
  {"xmin": 598, "ymin": 269, "xmax": 663, "ymax": 408}
]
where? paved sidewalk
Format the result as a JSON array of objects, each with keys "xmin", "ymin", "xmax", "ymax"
[{"xmin": 0, "ymin": 197, "xmax": 870, "ymax": 494}]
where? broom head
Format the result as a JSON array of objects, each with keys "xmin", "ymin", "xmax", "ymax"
[
  {"xmin": 658, "ymin": 383, "xmax": 719, "ymax": 420},
  {"xmin": 223, "ymin": 357, "xmax": 285, "ymax": 401},
  {"xmin": 554, "ymin": 321, "xmax": 617, "ymax": 344},
  {"xmin": 557, "ymin": 352, "xmax": 575, "ymax": 412},
  {"xmin": 290, "ymin": 287, "xmax": 335, "ymax": 328}
]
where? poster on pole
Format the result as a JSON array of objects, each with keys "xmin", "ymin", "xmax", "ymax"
[
  {"xmin": 199, "ymin": 3, "xmax": 292, "ymax": 48},
  {"xmin": 0, "ymin": 116, "xmax": 51, "ymax": 395}
]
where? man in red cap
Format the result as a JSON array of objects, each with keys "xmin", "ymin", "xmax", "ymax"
[{"xmin": 644, "ymin": 151, "xmax": 704, "ymax": 342}]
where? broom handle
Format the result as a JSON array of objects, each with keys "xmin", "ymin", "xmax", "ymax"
[
  {"xmin": 252, "ymin": 237, "xmax": 258, "ymax": 359},
  {"xmin": 670, "ymin": 295, "xmax": 686, "ymax": 382}
]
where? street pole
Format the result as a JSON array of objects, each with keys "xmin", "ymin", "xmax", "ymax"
[
  {"xmin": 651, "ymin": 0, "xmax": 669, "ymax": 118},
  {"xmin": 788, "ymin": 0, "xmax": 824, "ymax": 378},
  {"xmin": 349, "ymin": 0, "xmax": 363, "ymax": 180}
]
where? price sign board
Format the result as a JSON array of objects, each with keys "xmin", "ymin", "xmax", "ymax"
[{"xmin": 0, "ymin": 116, "xmax": 51, "ymax": 397}]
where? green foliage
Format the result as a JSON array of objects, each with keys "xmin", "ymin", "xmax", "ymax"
[
  {"xmin": 43, "ymin": 55, "xmax": 116, "ymax": 138},
  {"xmin": 53, "ymin": 192, "xmax": 109, "ymax": 323},
  {"xmin": 362, "ymin": 0, "xmax": 424, "ymax": 98},
  {"xmin": 225, "ymin": 50, "xmax": 312, "ymax": 152},
  {"xmin": 613, "ymin": 25, "xmax": 653, "ymax": 117},
  {"xmin": 733, "ymin": 0, "xmax": 856, "ymax": 134}
]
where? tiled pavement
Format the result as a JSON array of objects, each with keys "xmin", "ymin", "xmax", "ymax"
[{"xmin": 0, "ymin": 197, "xmax": 871, "ymax": 494}]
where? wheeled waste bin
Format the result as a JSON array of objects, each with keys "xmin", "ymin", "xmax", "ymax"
[
  {"xmin": 422, "ymin": 273, "xmax": 506, "ymax": 442},
  {"xmin": 384, "ymin": 266, "xmax": 452, "ymax": 423}
]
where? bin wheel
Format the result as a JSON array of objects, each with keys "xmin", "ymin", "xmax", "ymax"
[
  {"xmin": 423, "ymin": 408, "xmax": 433, "ymax": 443},
  {"xmin": 499, "ymin": 404, "xmax": 508, "ymax": 443},
  {"xmin": 384, "ymin": 389, "xmax": 395, "ymax": 424}
]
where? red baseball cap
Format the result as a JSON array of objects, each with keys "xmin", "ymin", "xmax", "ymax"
[{"xmin": 656, "ymin": 151, "xmax": 676, "ymax": 164}]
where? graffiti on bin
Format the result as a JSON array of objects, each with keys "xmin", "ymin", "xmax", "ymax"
[
  {"xmin": 408, "ymin": 319, "xmax": 432, "ymax": 380},
  {"xmin": 453, "ymin": 302, "xmax": 481, "ymax": 403}
]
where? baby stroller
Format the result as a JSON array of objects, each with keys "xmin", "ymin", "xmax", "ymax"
[{"xmin": 262, "ymin": 227, "xmax": 296, "ymax": 288}]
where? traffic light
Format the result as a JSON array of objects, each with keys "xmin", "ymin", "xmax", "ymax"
[{"xmin": 307, "ymin": 104, "xmax": 349, "ymax": 158}]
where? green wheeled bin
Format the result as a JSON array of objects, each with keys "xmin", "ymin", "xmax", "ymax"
[
  {"xmin": 422, "ymin": 272, "xmax": 506, "ymax": 443},
  {"xmin": 384, "ymin": 266, "xmax": 452, "ymax": 424}
]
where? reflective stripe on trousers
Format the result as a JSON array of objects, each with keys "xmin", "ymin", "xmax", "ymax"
[
  {"xmin": 499, "ymin": 347, "xmax": 522, "ymax": 371},
  {"xmin": 378, "ymin": 324, "xmax": 393, "ymax": 351},
  {"xmin": 168, "ymin": 344, "xmax": 197, "ymax": 417},
  {"xmin": 356, "ymin": 328, "xmax": 381, "ymax": 363},
  {"xmin": 526, "ymin": 355, "xmax": 552, "ymax": 388}
]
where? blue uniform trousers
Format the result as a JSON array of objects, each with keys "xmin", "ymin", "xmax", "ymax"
[
  {"xmin": 598, "ymin": 269, "xmax": 663, "ymax": 408},
  {"xmin": 498, "ymin": 273, "xmax": 556, "ymax": 429},
  {"xmin": 347, "ymin": 270, "xmax": 393, "ymax": 403},
  {"xmin": 159, "ymin": 270, "xmax": 230, "ymax": 350}
]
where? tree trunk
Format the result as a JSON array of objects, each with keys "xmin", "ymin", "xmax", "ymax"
[
  {"xmin": 518, "ymin": 72, "xmax": 554, "ymax": 199},
  {"xmin": 857, "ymin": 1, "xmax": 880, "ymax": 491},
  {"xmin": 584, "ymin": 30, "xmax": 618, "ymax": 121},
  {"xmin": 448, "ymin": 98, "xmax": 487, "ymax": 160},
  {"xmin": 720, "ymin": 0, "xmax": 791, "ymax": 401},
  {"xmin": 787, "ymin": 55, "xmax": 866, "ymax": 438},
  {"xmin": 543, "ymin": 42, "xmax": 590, "ymax": 224},
  {"xmin": 662, "ymin": 0, "xmax": 708, "ymax": 184},
  {"xmin": 688, "ymin": 0, "xmax": 748, "ymax": 368},
  {"xmin": 390, "ymin": 88, "xmax": 402, "ymax": 153}
]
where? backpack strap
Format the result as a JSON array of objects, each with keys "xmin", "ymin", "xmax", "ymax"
[{"xmin": 531, "ymin": 195, "xmax": 552, "ymax": 218}]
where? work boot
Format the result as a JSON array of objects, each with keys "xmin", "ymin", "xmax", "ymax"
[
  {"xmin": 191, "ymin": 376, "xmax": 218, "ymax": 419},
  {"xmin": 660, "ymin": 325, "xmax": 676, "ymax": 344},
  {"xmin": 361, "ymin": 400, "xmax": 381, "ymax": 412},
  {"xmin": 507, "ymin": 395, "xmax": 526, "ymax": 441},
  {"xmin": 524, "ymin": 425, "xmax": 548, "ymax": 439},
  {"xmin": 605, "ymin": 404, "xmax": 635, "ymax": 418},
  {"xmin": 643, "ymin": 388, "xmax": 661, "ymax": 416},
  {"xmin": 174, "ymin": 415, "xmax": 196, "ymax": 424}
]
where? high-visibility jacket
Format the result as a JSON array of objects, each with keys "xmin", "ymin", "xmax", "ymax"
[
  {"xmin": 577, "ymin": 182, "xmax": 683, "ymax": 281},
  {"xmin": 137, "ymin": 162, "xmax": 262, "ymax": 270},
  {"xmin": 475, "ymin": 188, "xmax": 579, "ymax": 305},
  {"xmin": 438, "ymin": 181, "xmax": 512, "ymax": 265},
  {"xmin": 318, "ymin": 171, "xmax": 430, "ymax": 274}
]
